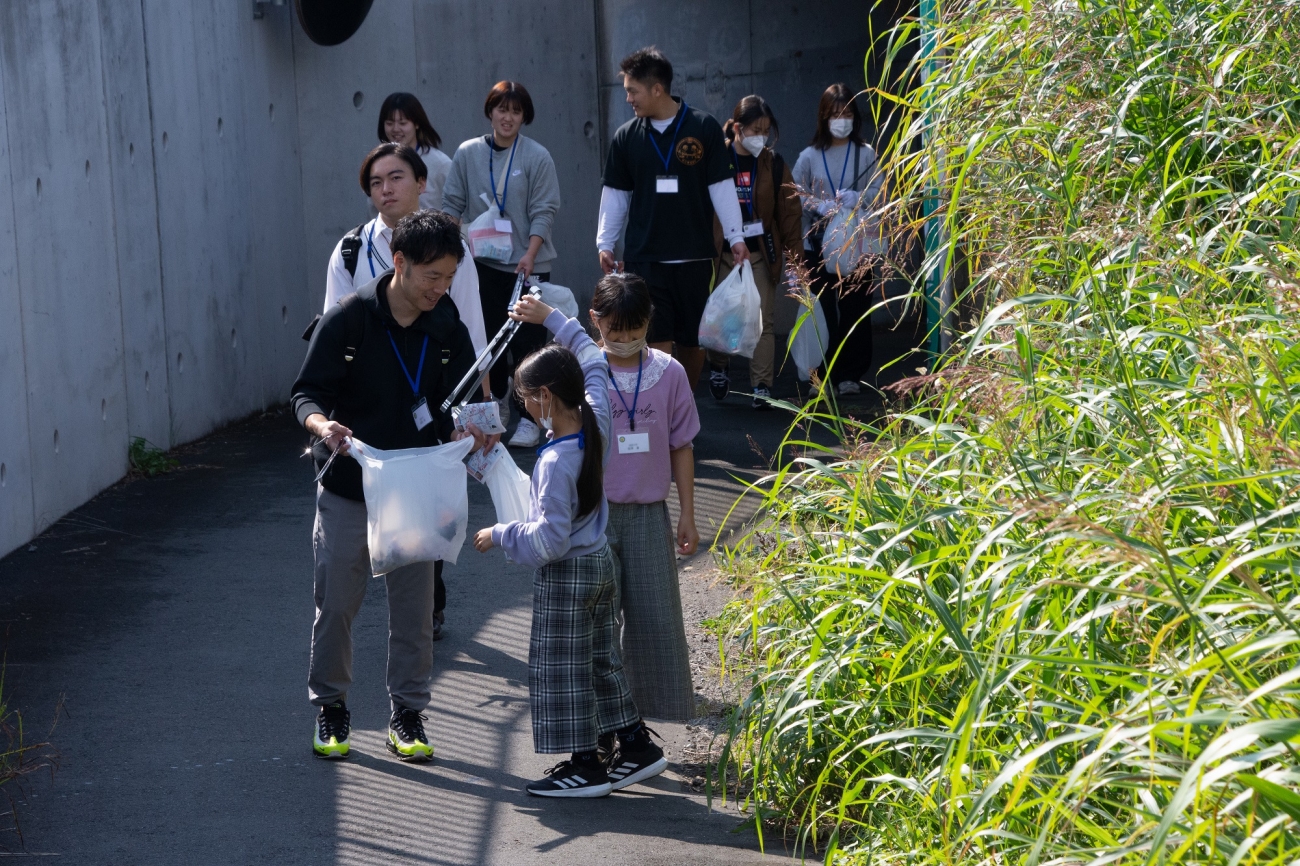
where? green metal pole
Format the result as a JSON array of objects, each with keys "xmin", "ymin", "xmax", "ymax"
[{"xmin": 920, "ymin": 0, "xmax": 946, "ymax": 364}]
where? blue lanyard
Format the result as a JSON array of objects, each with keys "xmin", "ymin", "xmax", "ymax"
[
  {"xmin": 729, "ymin": 144, "xmax": 755, "ymax": 221},
  {"xmin": 821, "ymin": 143, "xmax": 853, "ymax": 196},
  {"xmin": 646, "ymin": 102, "xmax": 687, "ymax": 173},
  {"xmin": 385, "ymin": 330, "xmax": 428, "ymax": 395},
  {"xmin": 607, "ymin": 351, "xmax": 644, "ymax": 432},
  {"xmin": 536, "ymin": 431, "xmax": 585, "ymax": 456},
  {"xmin": 366, "ymin": 221, "xmax": 390, "ymax": 278},
  {"xmin": 488, "ymin": 136, "xmax": 518, "ymax": 213}
]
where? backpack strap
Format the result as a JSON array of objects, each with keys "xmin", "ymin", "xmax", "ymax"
[
  {"xmin": 337, "ymin": 292, "xmax": 367, "ymax": 362},
  {"xmin": 340, "ymin": 222, "xmax": 367, "ymax": 278}
]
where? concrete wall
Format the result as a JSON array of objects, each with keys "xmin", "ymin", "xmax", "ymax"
[{"xmin": 0, "ymin": 0, "xmax": 878, "ymax": 560}]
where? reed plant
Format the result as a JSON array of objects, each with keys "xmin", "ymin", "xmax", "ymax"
[{"xmin": 718, "ymin": 1, "xmax": 1300, "ymax": 864}]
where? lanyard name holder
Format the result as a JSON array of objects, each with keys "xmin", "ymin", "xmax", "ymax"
[
  {"xmin": 731, "ymin": 145, "xmax": 765, "ymax": 240},
  {"xmin": 649, "ymin": 103, "xmax": 687, "ymax": 194},
  {"xmin": 609, "ymin": 352, "xmax": 650, "ymax": 454},
  {"xmin": 488, "ymin": 137, "xmax": 518, "ymax": 228},
  {"xmin": 821, "ymin": 142, "xmax": 854, "ymax": 197},
  {"xmin": 366, "ymin": 222, "xmax": 391, "ymax": 278},
  {"xmin": 387, "ymin": 330, "xmax": 432, "ymax": 430}
]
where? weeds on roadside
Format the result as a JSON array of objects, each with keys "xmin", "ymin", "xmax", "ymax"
[
  {"xmin": 128, "ymin": 437, "xmax": 176, "ymax": 477},
  {"xmin": 719, "ymin": 1, "xmax": 1300, "ymax": 864}
]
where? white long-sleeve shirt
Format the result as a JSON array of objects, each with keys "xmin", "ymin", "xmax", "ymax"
[
  {"xmin": 323, "ymin": 216, "xmax": 487, "ymax": 353},
  {"xmin": 596, "ymin": 181, "xmax": 745, "ymax": 260}
]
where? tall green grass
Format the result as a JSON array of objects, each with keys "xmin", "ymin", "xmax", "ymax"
[{"xmin": 719, "ymin": 1, "xmax": 1300, "ymax": 864}]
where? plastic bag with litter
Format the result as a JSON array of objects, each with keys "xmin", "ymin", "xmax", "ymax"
[
  {"xmin": 787, "ymin": 298, "xmax": 830, "ymax": 382},
  {"xmin": 823, "ymin": 201, "xmax": 886, "ymax": 279},
  {"xmin": 465, "ymin": 193, "xmax": 512, "ymax": 263},
  {"xmin": 467, "ymin": 443, "xmax": 532, "ymax": 526},
  {"xmin": 349, "ymin": 436, "xmax": 475, "ymax": 574},
  {"xmin": 534, "ymin": 282, "xmax": 579, "ymax": 319},
  {"xmin": 697, "ymin": 259, "xmax": 762, "ymax": 359}
]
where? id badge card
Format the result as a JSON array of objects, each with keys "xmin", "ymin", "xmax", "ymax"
[
  {"xmin": 412, "ymin": 397, "xmax": 434, "ymax": 431},
  {"xmin": 742, "ymin": 220, "xmax": 765, "ymax": 238},
  {"xmin": 656, "ymin": 175, "xmax": 679, "ymax": 194},
  {"xmin": 616, "ymin": 432, "xmax": 650, "ymax": 454},
  {"xmin": 493, "ymin": 218, "xmax": 513, "ymax": 234}
]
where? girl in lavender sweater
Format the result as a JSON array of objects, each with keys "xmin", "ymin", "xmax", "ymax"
[{"xmin": 472, "ymin": 290, "xmax": 667, "ymax": 798}]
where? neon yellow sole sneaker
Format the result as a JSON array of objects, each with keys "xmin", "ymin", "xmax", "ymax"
[
  {"xmin": 313, "ymin": 701, "xmax": 350, "ymax": 759},
  {"xmin": 386, "ymin": 707, "xmax": 433, "ymax": 762}
]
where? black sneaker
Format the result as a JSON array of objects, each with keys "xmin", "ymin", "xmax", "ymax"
[
  {"xmin": 431, "ymin": 609, "xmax": 445, "ymax": 642},
  {"xmin": 313, "ymin": 701, "xmax": 350, "ymax": 759},
  {"xmin": 387, "ymin": 707, "xmax": 434, "ymax": 762},
  {"xmin": 526, "ymin": 759, "xmax": 613, "ymax": 798},
  {"xmin": 752, "ymin": 386, "xmax": 773, "ymax": 410},
  {"xmin": 606, "ymin": 725, "xmax": 668, "ymax": 791},
  {"xmin": 708, "ymin": 367, "xmax": 730, "ymax": 401}
]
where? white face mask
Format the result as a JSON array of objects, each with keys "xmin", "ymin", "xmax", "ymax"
[
  {"xmin": 604, "ymin": 337, "xmax": 646, "ymax": 358},
  {"xmin": 740, "ymin": 134, "xmax": 768, "ymax": 155},
  {"xmin": 537, "ymin": 394, "xmax": 553, "ymax": 433},
  {"xmin": 829, "ymin": 118, "xmax": 854, "ymax": 139}
]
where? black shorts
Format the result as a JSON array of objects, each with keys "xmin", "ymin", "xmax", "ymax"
[{"xmin": 625, "ymin": 260, "xmax": 717, "ymax": 347}]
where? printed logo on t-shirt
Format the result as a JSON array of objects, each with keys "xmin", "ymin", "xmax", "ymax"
[
  {"xmin": 675, "ymin": 137, "xmax": 704, "ymax": 166},
  {"xmin": 735, "ymin": 170, "xmax": 754, "ymax": 209}
]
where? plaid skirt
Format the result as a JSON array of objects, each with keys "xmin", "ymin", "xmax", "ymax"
[
  {"xmin": 529, "ymin": 543, "xmax": 640, "ymax": 754},
  {"xmin": 607, "ymin": 502, "xmax": 696, "ymax": 720}
]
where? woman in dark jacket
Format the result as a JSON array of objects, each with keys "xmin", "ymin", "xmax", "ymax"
[{"xmin": 706, "ymin": 95, "xmax": 804, "ymax": 409}]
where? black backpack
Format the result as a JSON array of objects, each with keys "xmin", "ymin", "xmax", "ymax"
[{"xmin": 301, "ymin": 222, "xmax": 368, "ymax": 343}]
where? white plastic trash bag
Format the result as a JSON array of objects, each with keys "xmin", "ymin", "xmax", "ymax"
[
  {"xmin": 535, "ymin": 282, "xmax": 579, "ymax": 319},
  {"xmin": 787, "ymin": 298, "xmax": 830, "ymax": 382},
  {"xmin": 349, "ymin": 436, "xmax": 475, "ymax": 574},
  {"xmin": 468, "ymin": 443, "xmax": 532, "ymax": 525},
  {"xmin": 823, "ymin": 203, "xmax": 886, "ymax": 279},
  {"xmin": 465, "ymin": 193, "xmax": 512, "ymax": 263},
  {"xmin": 698, "ymin": 259, "xmax": 763, "ymax": 359}
]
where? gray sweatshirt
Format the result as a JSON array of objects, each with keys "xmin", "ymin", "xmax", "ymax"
[
  {"xmin": 441, "ymin": 133, "xmax": 561, "ymax": 273},
  {"xmin": 792, "ymin": 142, "xmax": 883, "ymax": 250}
]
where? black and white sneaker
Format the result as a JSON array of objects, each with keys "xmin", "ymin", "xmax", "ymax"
[
  {"xmin": 708, "ymin": 367, "xmax": 730, "ymax": 401},
  {"xmin": 387, "ymin": 707, "xmax": 434, "ymax": 762},
  {"xmin": 752, "ymin": 386, "xmax": 773, "ymax": 410},
  {"xmin": 312, "ymin": 701, "xmax": 350, "ymax": 759},
  {"xmin": 605, "ymin": 725, "xmax": 668, "ymax": 791},
  {"xmin": 526, "ymin": 760, "xmax": 613, "ymax": 798}
]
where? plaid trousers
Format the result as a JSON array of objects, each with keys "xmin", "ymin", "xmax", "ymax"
[
  {"xmin": 529, "ymin": 544, "xmax": 640, "ymax": 754},
  {"xmin": 607, "ymin": 502, "xmax": 696, "ymax": 720}
]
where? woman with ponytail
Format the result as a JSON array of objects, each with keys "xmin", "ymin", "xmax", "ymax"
[{"xmin": 472, "ymin": 292, "xmax": 666, "ymax": 799}]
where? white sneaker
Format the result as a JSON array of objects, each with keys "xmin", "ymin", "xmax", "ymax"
[
  {"xmin": 837, "ymin": 380, "xmax": 861, "ymax": 396},
  {"xmin": 508, "ymin": 418, "xmax": 540, "ymax": 448}
]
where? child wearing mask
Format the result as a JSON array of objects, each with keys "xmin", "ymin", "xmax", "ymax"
[
  {"xmin": 587, "ymin": 273, "xmax": 701, "ymax": 724},
  {"xmin": 472, "ymin": 289, "xmax": 667, "ymax": 798}
]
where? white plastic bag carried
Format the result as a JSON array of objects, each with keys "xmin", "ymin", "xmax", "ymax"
[
  {"xmin": 465, "ymin": 193, "xmax": 512, "ymax": 263},
  {"xmin": 823, "ymin": 202, "xmax": 887, "ymax": 279},
  {"xmin": 787, "ymin": 298, "xmax": 831, "ymax": 382},
  {"xmin": 349, "ymin": 436, "xmax": 475, "ymax": 574},
  {"xmin": 697, "ymin": 259, "xmax": 763, "ymax": 359},
  {"xmin": 535, "ymin": 282, "xmax": 579, "ymax": 319},
  {"xmin": 467, "ymin": 443, "xmax": 533, "ymax": 525}
]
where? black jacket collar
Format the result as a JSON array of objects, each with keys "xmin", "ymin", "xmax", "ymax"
[{"xmin": 354, "ymin": 270, "xmax": 461, "ymax": 341}]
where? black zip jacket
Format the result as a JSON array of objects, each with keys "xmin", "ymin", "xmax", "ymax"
[{"xmin": 291, "ymin": 272, "xmax": 478, "ymax": 501}]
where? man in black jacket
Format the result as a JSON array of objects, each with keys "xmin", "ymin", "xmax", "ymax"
[{"xmin": 291, "ymin": 210, "xmax": 496, "ymax": 763}]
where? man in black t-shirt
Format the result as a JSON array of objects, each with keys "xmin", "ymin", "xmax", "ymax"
[{"xmin": 596, "ymin": 47, "xmax": 747, "ymax": 390}]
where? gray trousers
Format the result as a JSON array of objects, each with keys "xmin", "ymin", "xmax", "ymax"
[
  {"xmin": 607, "ymin": 502, "xmax": 696, "ymax": 720},
  {"xmin": 308, "ymin": 486, "xmax": 437, "ymax": 712}
]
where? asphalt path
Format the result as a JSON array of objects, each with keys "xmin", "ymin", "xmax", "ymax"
[{"xmin": 0, "ymin": 314, "xmax": 922, "ymax": 864}]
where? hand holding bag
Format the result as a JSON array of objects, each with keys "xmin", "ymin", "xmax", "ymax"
[
  {"xmin": 349, "ymin": 437, "xmax": 475, "ymax": 573},
  {"xmin": 697, "ymin": 259, "xmax": 763, "ymax": 359}
]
